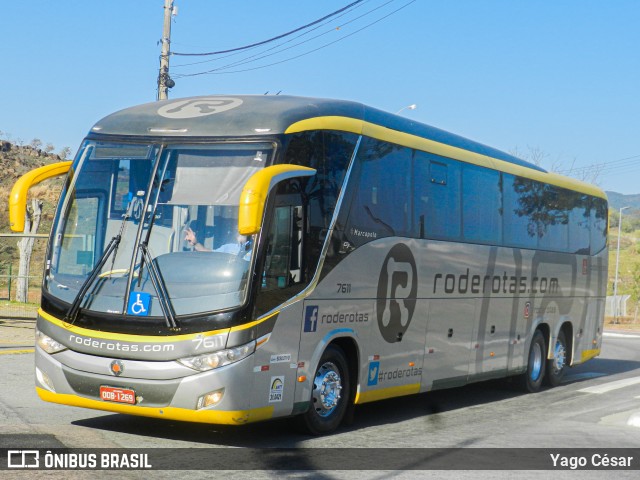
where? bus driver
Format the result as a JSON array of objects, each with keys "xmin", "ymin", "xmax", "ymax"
[{"xmin": 184, "ymin": 227, "xmax": 251, "ymax": 259}]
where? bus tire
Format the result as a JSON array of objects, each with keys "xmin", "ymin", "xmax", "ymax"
[
  {"xmin": 300, "ymin": 345, "xmax": 350, "ymax": 435},
  {"xmin": 545, "ymin": 330, "xmax": 567, "ymax": 387},
  {"xmin": 519, "ymin": 329, "xmax": 546, "ymax": 393}
]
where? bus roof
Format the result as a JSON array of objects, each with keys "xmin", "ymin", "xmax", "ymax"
[{"xmin": 90, "ymin": 95, "xmax": 606, "ymax": 200}]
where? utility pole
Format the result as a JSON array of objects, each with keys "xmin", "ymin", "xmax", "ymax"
[
  {"xmin": 157, "ymin": 0, "xmax": 175, "ymax": 100},
  {"xmin": 613, "ymin": 206, "xmax": 630, "ymax": 323}
]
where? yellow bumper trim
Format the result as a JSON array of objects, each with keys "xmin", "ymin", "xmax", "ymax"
[{"xmin": 36, "ymin": 387, "xmax": 274, "ymax": 425}]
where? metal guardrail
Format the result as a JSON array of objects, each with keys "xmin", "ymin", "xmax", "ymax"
[{"xmin": 0, "ymin": 233, "xmax": 46, "ymax": 319}]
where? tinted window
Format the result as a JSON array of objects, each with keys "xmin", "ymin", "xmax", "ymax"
[
  {"xmin": 537, "ymin": 186, "xmax": 569, "ymax": 252},
  {"xmin": 283, "ymin": 130, "xmax": 357, "ymax": 281},
  {"xmin": 568, "ymin": 193, "xmax": 590, "ymax": 254},
  {"xmin": 345, "ymin": 137, "xmax": 412, "ymax": 246},
  {"xmin": 414, "ymin": 152, "xmax": 461, "ymax": 240},
  {"xmin": 590, "ymin": 197, "xmax": 608, "ymax": 254},
  {"xmin": 462, "ymin": 165, "xmax": 502, "ymax": 244},
  {"xmin": 503, "ymin": 175, "xmax": 538, "ymax": 249},
  {"xmin": 284, "ymin": 131, "xmax": 356, "ymax": 225}
]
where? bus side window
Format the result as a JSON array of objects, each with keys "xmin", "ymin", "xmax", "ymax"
[
  {"xmin": 262, "ymin": 205, "xmax": 303, "ymax": 291},
  {"xmin": 413, "ymin": 152, "xmax": 461, "ymax": 240},
  {"xmin": 255, "ymin": 203, "xmax": 306, "ymax": 316}
]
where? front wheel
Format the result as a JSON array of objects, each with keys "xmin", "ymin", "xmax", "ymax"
[
  {"xmin": 545, "ymin": 330, "xmax": 567, "ymax": 387},
  {"xmin": 299, "ymin": 345, "xmax": 350, "ymax": 435},
  {"xmin": 518, "ymin": 329, "xmax": 546, "ymax": 393}
]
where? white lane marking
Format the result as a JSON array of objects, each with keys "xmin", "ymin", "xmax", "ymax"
[
  {"xmin": 603, "ymin": 332, "xmax": 640, "ymax": 338},
  {"xmin": 628, "ymin": 413, "xmax": 640, "ymax": 427},
  {"xmin": 578, "ymin": 376, "xmax": 640, "ymax": 394}
]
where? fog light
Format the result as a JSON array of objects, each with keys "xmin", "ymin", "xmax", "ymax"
[
  {"xmin": 197, "ymin": 388, "xmax": 225, "ymax": 410},
  {"xmin": 36, "ymin": 367, "xmax": 56, "ymax": 392}
]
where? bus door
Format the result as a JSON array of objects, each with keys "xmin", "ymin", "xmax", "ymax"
[
  {"xmin": 252, "ymin": 191, "xmax": 307, "ymax": 415},
  {"xmin": 423, "ymin": 298, "xmax": 476, "ymax": 390}
]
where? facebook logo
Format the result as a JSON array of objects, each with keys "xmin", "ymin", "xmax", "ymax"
[
  {"xmin": 368, "ymin": 361, "xmax": 380, "ymax": 386},
  {"xmin": 304, "ymin": 306, "xmax": 319, "ymax": 332}
]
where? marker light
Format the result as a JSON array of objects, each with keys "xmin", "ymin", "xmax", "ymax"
[
  {"xmin": 178, "ymin": 340, "xmax": 256, "ymax": 372},
  {"xmin": 36, "ymin": 330, "xmax": 68, "ymax": 354}
]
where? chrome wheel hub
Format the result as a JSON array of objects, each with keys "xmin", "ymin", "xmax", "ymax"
[
  {"xmin": 552, "ymin": 340, "xmax": 566, "ymax": 374},
  {"xmin": 312, "ymin": 361, "xmax": 342, "ymax": 417}
]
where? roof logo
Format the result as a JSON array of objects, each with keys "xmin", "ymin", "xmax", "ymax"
[{"xmin": 157, "ymin": 97, "xmax": 243, "ymax": 119}]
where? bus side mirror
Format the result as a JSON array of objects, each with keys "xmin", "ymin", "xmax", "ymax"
[
  {"xmin": 238, "ymin": 164, "xmax": 315, "ymax": 236},
  {"xmin": 9, "ymin": 161, "xmax": 73, "ymax": 232}
]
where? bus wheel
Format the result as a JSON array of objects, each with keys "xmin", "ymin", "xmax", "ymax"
[
  {"xmin": 545, "ymin": 330, "xmax": 567, "ymax": 387},
  {"xmin": 300, "ymin": 345, "xmax": 350, "ymax": 435},
  {"xmin": 519, "ymin": 329, "xmax": 546, "ymax": 393}
]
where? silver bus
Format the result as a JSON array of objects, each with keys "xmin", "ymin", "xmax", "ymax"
[{"xmin": 11, "ymin": 95, "xmax": 608, "ymax": 434}]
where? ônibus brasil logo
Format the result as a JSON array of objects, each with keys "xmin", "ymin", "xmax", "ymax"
[{"xmin": 376, "ymin": 244, "xmax": 418, "ymax": 343}]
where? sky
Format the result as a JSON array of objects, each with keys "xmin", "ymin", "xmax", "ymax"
[{"xmin": 1, "ymin": 0, "xmax": 639, "ymax": 194}]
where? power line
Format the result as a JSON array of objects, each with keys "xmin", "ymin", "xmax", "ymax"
[
  {"xmin": 172, "ymin": 1, "xmax": 365, "ymax": 57},
  {"xmin": 557, "ymin": 154, "xmax": 640, "ymax": 177},
  {"xmin": 173, "ymin": 0, "xmax": 416, "ymax": 78},
  {"xmin": 173, "ymin": 0, "xmax": 399, "ymax": 75},
  {"xmin": 172, "ymin": 0, "xmax": 373, "ymax": 69}
]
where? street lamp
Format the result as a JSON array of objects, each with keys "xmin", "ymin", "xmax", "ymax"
[
  {"xmin": 613, "ymin": 206, "xmax": 630, "ymax": 323},
  {"xmin": 396, "ymin": 104, "xmax": 417, "ymax": 114}
]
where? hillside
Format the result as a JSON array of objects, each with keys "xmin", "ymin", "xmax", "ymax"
[
  {"xmin": 0, "ymin": 140, "xmax": 67, "ymax": 230},
  {"xmin": 0, "ymin": 141, "xmax": 67, "ymax": 300},
  {"xmin": 606, "ymin": 191, "xmax": 640, "ymax": 212}
]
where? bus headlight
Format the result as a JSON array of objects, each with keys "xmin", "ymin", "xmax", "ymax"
[
  {"xmin": 36, "ymin": 330, "xmax": 68, "ymax": 354},
  {"xmin": 178, "ymin": 340, "xmax": 256, "ymax": 372}
]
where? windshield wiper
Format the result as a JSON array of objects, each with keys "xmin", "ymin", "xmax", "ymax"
[
  {"xmin": 64, "ymin": 234, "xmax": 122, "ymax": 325},
  {"xmin": 64, "ymin": 201, "xmax": 135, "ymax": 325},
  {"xmin": 138, "ymin": 242, "xmax": 179, "ymax": 330}
]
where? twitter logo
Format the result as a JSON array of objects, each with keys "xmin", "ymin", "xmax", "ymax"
[{"xmin": 367, "ymin": 361, "xmax": 380, "ymax": 386}]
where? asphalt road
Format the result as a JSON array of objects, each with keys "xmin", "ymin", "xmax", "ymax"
[{"xmin": 1, "ymin": 324, "xmax": 639, "ymax": 479}]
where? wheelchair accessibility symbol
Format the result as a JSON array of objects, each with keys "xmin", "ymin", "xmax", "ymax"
[{"xmin": 127, "ymin": 292, "xmax": 151, "ymax": 316}]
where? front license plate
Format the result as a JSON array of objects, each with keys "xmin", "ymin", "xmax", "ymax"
[{"xmin": 100, "ymin": 386, "xmax": 136, "ymax": 405}]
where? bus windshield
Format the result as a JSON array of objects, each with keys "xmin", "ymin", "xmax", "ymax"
[{"xmin": 46, "ymin": 140, "xmax": 272, "ymax": 317}]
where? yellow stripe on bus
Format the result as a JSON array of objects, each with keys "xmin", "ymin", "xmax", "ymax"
[
  {"xmin": 354, "ymin": 383, "xmax": 421, "ymax": 404},
  {"xmin": 581, "ymin": 348, "xmax": 601, "ymax": 363},
  {"xmin": 285, "ymin": 116, "xmax": 606, "ymax": 200},
  {"xmin": 36, "ymin": 387, "xmax": 274, "ymax": 425},
  {"xmin": 38, "ymin": 308, "xmax": 279, "ymax": 343}
]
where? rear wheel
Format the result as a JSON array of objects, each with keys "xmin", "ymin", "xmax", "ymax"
[
  {"xmin": 519, "ymin": 329, "xmax": 546, "ymax": 392},
  {"xmin": 545, "ymin": 330, "xmax": 567, "ymax": 387},
  {"xmin": 300, "ymin": 345, "xmax": 350, "ymax": 435}
]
